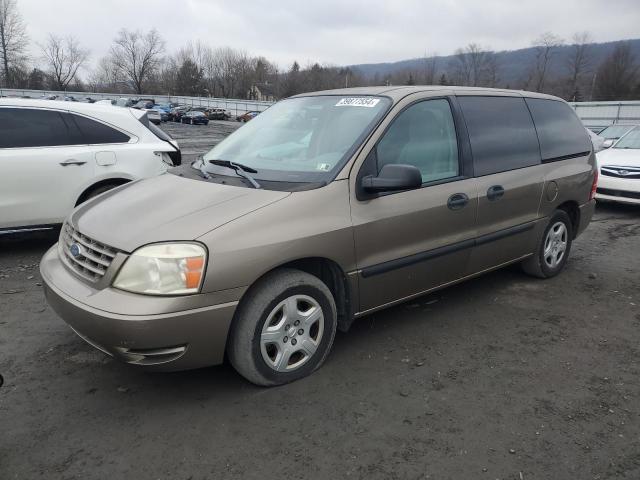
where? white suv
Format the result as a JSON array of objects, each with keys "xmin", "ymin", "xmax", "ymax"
[{"xmin": 0, "ymin": 99, "xmax": 181, "ymax": 234}]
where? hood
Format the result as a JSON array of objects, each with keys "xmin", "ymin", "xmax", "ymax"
[
  {"xmin": 596, "ymin": 148, "xmax": 640, "ymax": 168},
  {"xmin": 71, "ymin": 173, "xmax": 290, "ymax": 252}
]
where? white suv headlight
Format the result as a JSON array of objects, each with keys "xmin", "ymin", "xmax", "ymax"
[{"xmin": 113, "ymin": 243, "xmax": 207, "ymax": 295}]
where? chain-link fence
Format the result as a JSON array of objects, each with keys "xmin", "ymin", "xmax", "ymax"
[{"xmin": 0, "ymin": 88, "xmax": 275, "ymax": 117}]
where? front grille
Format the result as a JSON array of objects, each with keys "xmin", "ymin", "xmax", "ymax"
[
  {"xmin": 601, "ymin": 166, "xmax": 640, "ymax": 179},
  {"xmin": 596, "ymin": 188, "xmax": 640, "ymax": 200},
  {"xmin": 59, "ymin": 223, "xmax": 119, "ymax": 282}
]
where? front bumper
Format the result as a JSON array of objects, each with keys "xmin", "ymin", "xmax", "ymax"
[
  {"xmin": 40, "ymin": 245, "xmax": 239, "ymax": 371},
  {"xmin": 595, "ymin": 174, "xmax": 640, "ymax": 205}
]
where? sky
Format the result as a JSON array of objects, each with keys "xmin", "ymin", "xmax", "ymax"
[{"xmin": 17, "ymin": 0, "xmax": 640, "ymax": 71}]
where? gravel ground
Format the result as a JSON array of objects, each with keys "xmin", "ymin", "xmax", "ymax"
[{"xmin": 0, "ymin": 121, "xmax": 639, "ymax": 479}]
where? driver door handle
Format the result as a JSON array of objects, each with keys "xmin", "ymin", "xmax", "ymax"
[
  {"xmin": 447, "ymin": 193, "xmax": 469, "ymax": 210},
  {"xmin": 59, "ymin": 159, "xmax": 87, "ymax": 166}
]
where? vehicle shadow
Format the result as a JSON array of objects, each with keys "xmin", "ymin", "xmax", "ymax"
[{"xmin": 0, "ymin": 229, "xmax": 59, "ymax": 256}]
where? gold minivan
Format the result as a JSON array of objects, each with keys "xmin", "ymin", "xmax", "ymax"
[{"xmin": 41, "ymin": 87, "xmax": 597, "ymax": 386}]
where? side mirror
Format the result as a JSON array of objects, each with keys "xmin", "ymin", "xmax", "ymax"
[
  {"xmin": 602, "ymin": 139, "xmax": 614, "ymax": 149},
  {"xmin": 361, "ymin": 164, "xmax": 422, "ymax": 193}
]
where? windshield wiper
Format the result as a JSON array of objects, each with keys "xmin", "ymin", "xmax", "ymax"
[
  {"xmin": 208, "ymin": 159, "xmax": 261, "ymax": 189},
  {"xmin": 192, "ymin": 158, "xmax": 211, "ymax": 179}
]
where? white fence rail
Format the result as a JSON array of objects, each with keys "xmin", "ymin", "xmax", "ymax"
[
  {"xmin": 0, "ymin": 88, "xmax": 275, "ymax": 117},
  {"xmin": 569, "ymin": 101, "xmax": 640, "ymax": 129},
  {"xmin": 2, "ymin": 88, "xmax": 638, "ymax": 128}
]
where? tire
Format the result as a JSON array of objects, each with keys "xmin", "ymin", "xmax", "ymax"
[
  {"xmin": 228, "ymin": 268, "xmax": 337, "ymax": 386},
  {"xmin": 522, "ymin": 210, "xmax": 573, "ymax": 278}
]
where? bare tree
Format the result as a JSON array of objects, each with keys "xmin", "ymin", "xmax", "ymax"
[
  {"xmin": 531, "ymin": 33, "xmax": 564, "ymax": 92},
  {"xmin": 110, "ymin": 29, "xmax": 165, "ymax": 94},
  {"xmin": 0, "ymin": 0, "xmax": 28, "ymax": 88},
  {"xmin": 595, "ymin": 42, "xmax": 639, "ymax": 100},
  {"xmin": 40, "ymin": 34, "xmax": 89, "ymax": 90},
  {"xmin": 451, "ymin": 44, "xmax": 497, "ymax": 87},
  {"xmin": 566, "ymin": 32, "xmax": 593, "ymax": 100},
  {"xmin": 88, "ymin": 55, "xmax": 125, "ymax": 93},
  {"xmin": 422, "ymin": 52, "xmax": 438, "ymax": 85}
]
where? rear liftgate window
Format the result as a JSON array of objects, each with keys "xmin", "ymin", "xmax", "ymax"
[{"xmin": 458, "ymin": 96, "xmax": 541, "ymax": 176}]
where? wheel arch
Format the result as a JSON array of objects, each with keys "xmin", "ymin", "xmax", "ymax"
[
  {"xmin": 75, "ymin": 177, "xmax": 131, "ymax": 206},
  {"xmin": 235, "ymin": 256, "xmax": 355, "ymax": 334},
  {"xmin": 556, "ymin": 200, "xmax": 580, "ymax": 239}
]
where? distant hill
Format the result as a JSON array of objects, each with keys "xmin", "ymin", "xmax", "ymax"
[{"xmin": 350, "ymin": 38, "xmax": 640, "ymax": 87}]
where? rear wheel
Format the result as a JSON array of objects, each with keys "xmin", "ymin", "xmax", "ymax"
[
  {"xmin": 228, "ymin": 269, "xmax": 337, "ymax": 386},
  {"xmin": 522, "ymin": 210, "xmax": 573, "ymax": 278}
]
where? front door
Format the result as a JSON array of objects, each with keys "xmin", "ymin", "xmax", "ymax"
[
  {"xmin": 350, "ymin": 97, "xmax": 477, "ymax": 313},
  {"xmin": 0, "ymin": 107, "xmax": 95, "ymax": 229}
]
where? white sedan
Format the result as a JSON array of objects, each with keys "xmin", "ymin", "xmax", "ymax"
[
  {"xmin": 0, "ymin": 98, "xmax": 181, "ymax": 234},
  {"xmin": 595, "ymin": 126, "xmax": 640, "ymax": 205}
]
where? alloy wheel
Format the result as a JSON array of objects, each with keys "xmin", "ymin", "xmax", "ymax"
[
  {"xmin": 260, "ymin": 295, "xmax": 324, "ymax": 372},
  {"xmin": 543, "ymin": 221, "xmax": 568, "ymax": 269}
]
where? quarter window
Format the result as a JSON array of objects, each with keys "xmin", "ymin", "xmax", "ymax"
[
  {"xmin": 458, "ymin": 96, "xmax": 540, "ymax": 176},
  {"xmin": 0, "ymin": 108, "xmax": 71, "ymax": 148},
  {"xmin": 376, "ymin": 99, "xmax": 459, "ymax": 183},
  {"xmin": 525, "ymin": 98, "xmax": 591, "ymax": 161},
  {"xmin": 69, "ymin": 114, "xmax": 130, "ymax": 144}
]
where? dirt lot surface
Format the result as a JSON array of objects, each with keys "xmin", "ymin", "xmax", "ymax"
[{"xmin": 1, "ymin": 121, "xmax": 639, "ymax": 479}]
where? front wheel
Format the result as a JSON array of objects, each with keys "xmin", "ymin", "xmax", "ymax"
[
  {"xmin": 228, "ymin": 269, "xmax": 337, "ymax": 386},
  {"xmin": 522, "ymin": 210, "xmax": 573, "ymax": 278}
]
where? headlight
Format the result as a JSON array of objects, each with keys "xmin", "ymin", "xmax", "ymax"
[{"xmin": 113, "ymin": 243, "xmax": 207, "ymax": 295}]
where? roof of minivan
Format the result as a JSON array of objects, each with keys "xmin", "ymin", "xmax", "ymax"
[
  {"xmin": 292, "ymin": 85, "xmax": 564, "ymax": 102},
  {"xmin": 0, "ymin": 97, "xmax": 145, "ymax": 117}
]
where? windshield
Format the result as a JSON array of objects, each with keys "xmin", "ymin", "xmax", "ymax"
[
  {"xmin": 201, "ymin": 95, "xmax": 390, "ymax": 184},
  {"xmin": 613, "ymin": 127, "xmax": 640, "ymax": 149},
  {"xmin": 600, "ymin": 125, "xmax": 635, "ymax": 139}
]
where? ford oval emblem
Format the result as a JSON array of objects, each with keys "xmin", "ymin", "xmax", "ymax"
[
  {"xmin": 69, "ymin": 243, "xmax": 82, "ymax": 257},
  {"xmin": 618, "ymin": 170, "xmax": 629, "ymax": 176}
]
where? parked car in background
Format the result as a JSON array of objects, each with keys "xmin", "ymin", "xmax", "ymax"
[
  {"xmin": 40, "ymin": 87, "xmax": 595, "ymax": 386},
  {"xmin": 181, "ymin": 110, "xmax": 209, "ymax": 125},
  {"xmin": 133, "ymin": 100, "xmax": 154, "ymax": 110},
  {"xmin": 151, "ymin": 106, "xmax": 169, "ymax": 122},
  {"xmin": 587, "ymin": 128, "xmax": 605, "ymax": 152},
  {"xmin": 596, "ymin": 126, "xmax": 640, "ymax": 205},
  {"xmin": 236, "ymin": 111, "xmax": 260, "ymax": 122},
  {"xmin": 113, "ymin": 98, "xmax": 134, "ymax": 108},
  {"xmin": 207, "ymin": 108, "xmax": 231, "ymax": 120},
  {"xmin": 170, "ymin": 106, "xmax": 190, "ymax": 122},
  {"xmin": 0, "ymin": 98, "xmax": 181, "ymax": 234},
  {"xmin": 599, "ymin": 124, "xmax": 637, "ymax": 148},
  {"xmin": 143, "ymin": 107, "xmax": 162, "ymax": 125}
]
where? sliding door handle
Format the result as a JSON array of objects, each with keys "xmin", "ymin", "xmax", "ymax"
[
  {"xmin": 487, "ymin": 185, "xmax": 505, "ymax": 201},
  {"xmin": 447, "ymin": 193, "xmax": 469, "ymax": 210}
]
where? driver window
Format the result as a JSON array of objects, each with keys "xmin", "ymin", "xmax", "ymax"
[{"xmin": 376, "ymin": 99, "xmax": 459, "ymax": 183}]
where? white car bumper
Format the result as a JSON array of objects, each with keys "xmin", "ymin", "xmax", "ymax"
[{"xmin": 596, "ymin": 171, "xmax": 640, "ymax": 205}]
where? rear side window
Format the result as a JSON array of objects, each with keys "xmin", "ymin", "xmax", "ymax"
[
  {"xmin": 377, "ymin": 99, "xmax": 459, "ymax": 183},
  {"xmin": 69, "ymin": 114, "xmax": 130, "ymax": 144},
  {"xmin": 525, "ymin": 98, "xmax": 591, "ymax": 162},
  {"xmin": 0, "ymin": 108, "xmax": 71, "ymax": 148},
  {"xmin": 458, "ymin": 96, "xmax": 540, "ymax": 176}
]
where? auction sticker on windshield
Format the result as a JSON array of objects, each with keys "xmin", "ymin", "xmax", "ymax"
[{"xmin": 335, "ymin": 97, "xmax": 381, "ymax": 108}]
